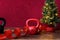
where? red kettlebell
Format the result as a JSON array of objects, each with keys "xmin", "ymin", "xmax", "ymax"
[
  {"xmin": 25, "ymin": 18, "xmax": 39, "ymax": 35},
  {"xmin": 4, "ymin": 29, "xmax": 13, "ymax": 39},
  {"xmin": 13, "ymin": 27, "xmax": 21, "ymax": 38}
]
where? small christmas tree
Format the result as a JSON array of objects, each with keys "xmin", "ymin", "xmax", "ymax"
[{"xmin": 40, "ymin": 0, "xmax": 60, "ymax": 27}]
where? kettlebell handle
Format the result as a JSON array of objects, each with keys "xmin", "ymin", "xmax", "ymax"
[
  {"xmin": 26, "ymin": 18, "xmax": 39, "ymax": 28},
  {"xmin": 0, "ymin": 18, "xmax": 6, "ymax": 26}
]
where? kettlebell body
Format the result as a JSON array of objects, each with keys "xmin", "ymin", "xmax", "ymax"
[
  {"xmin": 25, "ymin": 18, "xmax": 39, "ymax": 35},
  {"xmin": 28, "ymin": 26, "xmax": 37, "ymax": 35}
]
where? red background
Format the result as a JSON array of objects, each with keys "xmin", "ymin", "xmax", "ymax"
[{"xmin": 0, "ymin": 0, "xmax": 60, "ymax": 28}]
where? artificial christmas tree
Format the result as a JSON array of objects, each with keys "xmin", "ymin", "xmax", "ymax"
[{"xmin": 40, "ymin": 0, "xmax": 60, "ymax": 28}]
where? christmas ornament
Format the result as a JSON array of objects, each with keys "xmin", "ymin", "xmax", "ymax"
[
  {"xmin": 25, "ymin": 18, "xmax": 39, "ymax": 35},
  {"xmin": 46, "ymin": 16, "xmax": 49, "ymax": 19},
  {"xmin": 45, "ymin": 3, "xmax": 48, "ymax": 6},
  {"xmin": 13, "ymin": 27, "xmax": 21, "ymax": 38},
  {"xmin": 4, "ymin": 29, "xmax": 13, "ymax": 39},
  {"xmin": 0, "ymin": 18, "xmax": 6, "ymax": 34},
  {"xmin": 55, "ymin": 13, "xmax": 58, "ymax": 16},
  {"xmin": 44, "ymin": 6, "xmax": 46, "ymax": 8},
  {"xmin": 50, "ymin": 17, "xmax": 54, "ymax": 19},
  {"xmin": 50, "ymin": 22, "xmax": 52, "ymax": 24}
]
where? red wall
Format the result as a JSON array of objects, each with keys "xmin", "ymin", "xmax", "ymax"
[{"xmin": 0, "ymin": 0, "xmax": 60, "ymax": 28}]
